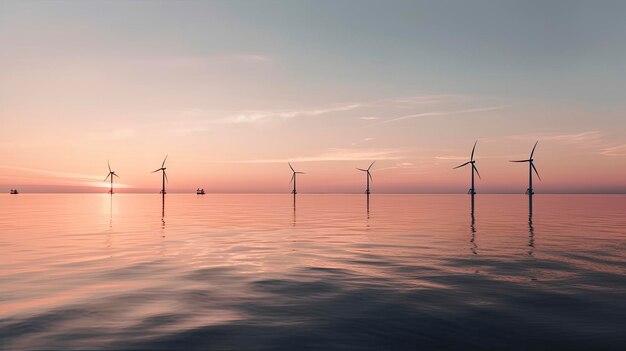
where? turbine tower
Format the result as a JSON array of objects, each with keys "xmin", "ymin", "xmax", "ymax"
[
  {"xmin": 357, "ymin": 161, "xmax": 375, "ymax": 195},
  {"xmin": 152, "ymin": 155, "xmax": 168, "ymax": 194},
  {"xmin": 103, "ymin": 161, "xmax": 119, "ymax": 194},
  {"xmin": 289, "ymin": 162, "xmax": 305, "ymax": 195},
  {"xmin": 510, "ymin": 141, "xmax": 541, "ymax": 195},
  {"xmin": 453, "ymin": 141, "xmax": 481, "ymax": 195}
]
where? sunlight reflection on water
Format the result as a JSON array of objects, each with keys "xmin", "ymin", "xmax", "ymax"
[{"xmin": 1, "ymin": 194, "xmax": 625, "ymax": 350}]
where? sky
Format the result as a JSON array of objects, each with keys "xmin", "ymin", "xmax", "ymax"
[{"xmin": 1, "ymin": 0, "xmax": 625, "ymax": 193}]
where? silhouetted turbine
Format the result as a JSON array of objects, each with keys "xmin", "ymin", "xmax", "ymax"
[
  {"xmin": 453, "ymin": 141, "xmax": 481, "ymax": 195},
  {"xmin": 103, "ymin": 161, "xmax": 119, "ymax": 194},
  {"xmin": 289, "ymin": 162, "xmax": 305, "ymax": 195},
  {"xmin": 151, "ymin": 155, "xmax": 169, "ymax": 194},
  {"xmin": 357, "ymin": 161, "xmax": 375, "ymax": 195},
  {"xmin": 510, "ymin": 141, "xmax": 541, "ymax": 195}
]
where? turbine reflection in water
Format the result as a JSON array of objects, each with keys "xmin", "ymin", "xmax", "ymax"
[
  {"xmin": 106, "ymin": 194, "xmax": 113, "ymax": 249},
  {"xmin": 2, "ymin": 195, "xmax": 626, "ymax": 350},
  {"xmin": 528, "ymin": 195, "xmax": 535, "ymax": 256},
  {"xmin": 470, "ymin": 194, "xmax": 477, "ymax": 255},
  {"xmin": 161, "ymin": 194, "xmax": 166, "ymax": 232}
]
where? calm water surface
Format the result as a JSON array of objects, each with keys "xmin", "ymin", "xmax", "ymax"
[{"xmin": 1, "ymin": 194, "xmax": 625, "ymax": 350}]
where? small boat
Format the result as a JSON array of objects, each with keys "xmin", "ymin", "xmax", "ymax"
[
  {"xmin": 196, "ymin": 188, "xmax": 205, "ymax": 195},
  {"xmin": 10, "ymin": 189, "xmax": 19, "ymax": 194}
]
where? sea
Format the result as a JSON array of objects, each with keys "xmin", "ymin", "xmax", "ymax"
[{"xmin": 1, "ymin": 194, "xmax": 625, "ymax": 350}]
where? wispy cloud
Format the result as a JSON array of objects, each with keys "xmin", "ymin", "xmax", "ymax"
[
  {"xmin": 370, "ymin": 106, "xmax": 505, "ymax": 126},
  {"xmin": 165, "ymin": 93, "xmax": 493, "ymax": 132},
  {"xmin": 375, "ymin": 162, "xmax": 417, "ymax": 171},
  {"xmin": 375, "ymin": 161, "xmax": 437, "ymax": 173},
  {"xmin": 351, "ymin": 137, "xmax": 374, "ymax": 146},
  {"xmin": 434, "ymin": 156, "xmax": 468, "ymax": 161},
  {"xmin": 0, "ymin": 165, "xmax": 102, "ymax": 181},
  {"xmin": 600, "ymin": 144, "xmax": 626, "ymax": 157},
  {"xmin": 225, "ymin": 148, "xmax": 406, "ymax": 163},
  {"xmin": 0, "ymin": 165, "xmax": 133, "ymax": 188},
  {"xmin": 219, "ymin": 103, "xmax": 361, "ymax": 124},
  {"xmin": 384, "ymin": 94, "xmax": 467, "ymax": 107},
  {"xmin": 506, "ymin": 131, "xmax": 605, "ymax": 144}
]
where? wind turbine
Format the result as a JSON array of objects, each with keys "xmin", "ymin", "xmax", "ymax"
[
  {"xmin": 103, "ymin": 161, "xmax": 119, "ymax": 194},
  {"xmin": 152, "ymin": 155, "xmax": 168, "ymax": 194},
  {"xmin": 289, "ymin": 162, "xmax": 305, "ymax": 195},
  {"xmin": 453, "ymin": 141, "xmax": 481, "ymax": 195},
  {"xmin": 357, "ymin": 161, "xmax": 375, "ymax": 195},
  {"xmin": 510, "ymin": 141, "xmax": 541, "ymax": 195}
]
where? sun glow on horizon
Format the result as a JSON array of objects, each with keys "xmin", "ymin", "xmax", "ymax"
[{"xmin": 0, "ymin": 1, "xmax": 625, "ymax": 193}]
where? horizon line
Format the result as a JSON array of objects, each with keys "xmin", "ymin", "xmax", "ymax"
[{"xmin": 3, "ymin": 192, "xmax": 625, "ymax": 195}]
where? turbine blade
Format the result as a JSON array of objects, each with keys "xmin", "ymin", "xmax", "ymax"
[
  {"xmin": 290, "ymin": 173, "xmax": 294, "ymax": 184},
  {"xmin": 453, "ymin": 161, "xmax": 470, "ymax": 169},
  {"xmin": 114, "ymin": 173, "xmax": 120, "ymax": 178},
  {"xmin": 530, "ymin": 141, "xmax": 538, "ymax": 158},
  {"xmin": 104, "ymin": 174, "xmax": 110, "ymax": 182},
  {"xmin": 531, "ymin": 162, "xmax": 541, "ymax": 181},
  {"xmin": 151, "ymin": 169, "xmax": 161, "ymax": 173},
  {"xmin": 288, "ymin": 162, "xmax": 295, "ymax": 172},
  {"xmin": 471, "ymin": 141, "xmax": 477, "ymax": 161},
  {"xmin": 108, "ymin": 161, "xmax": 111, "ymax": 173},
  {"xmin": 510, "ymin": 159, "xmax": 531, "ymax": 162},
  {"xmin": 164, "ymin": 172, "xmax": 169, "ymax": 183},
  {"xmin": 368, "ymin": 161, "xmax": 375, "ymax": 170},
  {"xmin": 297, "ymin": 172, "xmax": 306, "ymax": 174},
  {"xmin": 473, "ymin": 164, "xmax": 482, "ymax": 180},
  {"xmin": 368, "ymin": 172, "xmax": 373, "ymax": 183},
  {"xmin": 357, "ymin": 168, "xmax": 367, "ymax": 171},
  {"xmin": 161, "ymin": 155, "xmax": 168, "ymax": 168}
]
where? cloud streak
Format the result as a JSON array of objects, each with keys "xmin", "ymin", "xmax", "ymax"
[
  {"xmin": 219, "ymin": 103, "xmax": 361, "ymax": 124},
  {"xmin": 506, "ymin": 131, "xmax": 605, "ymax": 144},
  {"xmin": 370, "ymin": 106, "xmax": 505, "ymax": 126},
  {"xmin": 224, "ymin": 148, "xmax": 406, "ymax": 163},
  {"xmin": 434, "ymin": 156, "xmax": 468, "ymax": 161},
  {"xmin": 0, "ymin": 165, "xmax": 133, "ymax": 188},
  {"xmin": 600, "ymin": 144, "xmax": 626, "ymax": 157}
]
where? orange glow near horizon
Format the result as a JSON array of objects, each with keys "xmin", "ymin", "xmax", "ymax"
[{"xmin": 0, "ymin": 2, "xmax": 625, "ymax": 193}]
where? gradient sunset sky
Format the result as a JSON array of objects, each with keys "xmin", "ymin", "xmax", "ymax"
[{"xmin": 1, "ymin": 0, "xmax": 625, "ymax": 193}]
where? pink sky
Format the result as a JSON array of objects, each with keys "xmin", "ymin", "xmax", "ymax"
[{"xmin": 1, "ymin": 1, "xmax": 625, "ymax": 193}]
